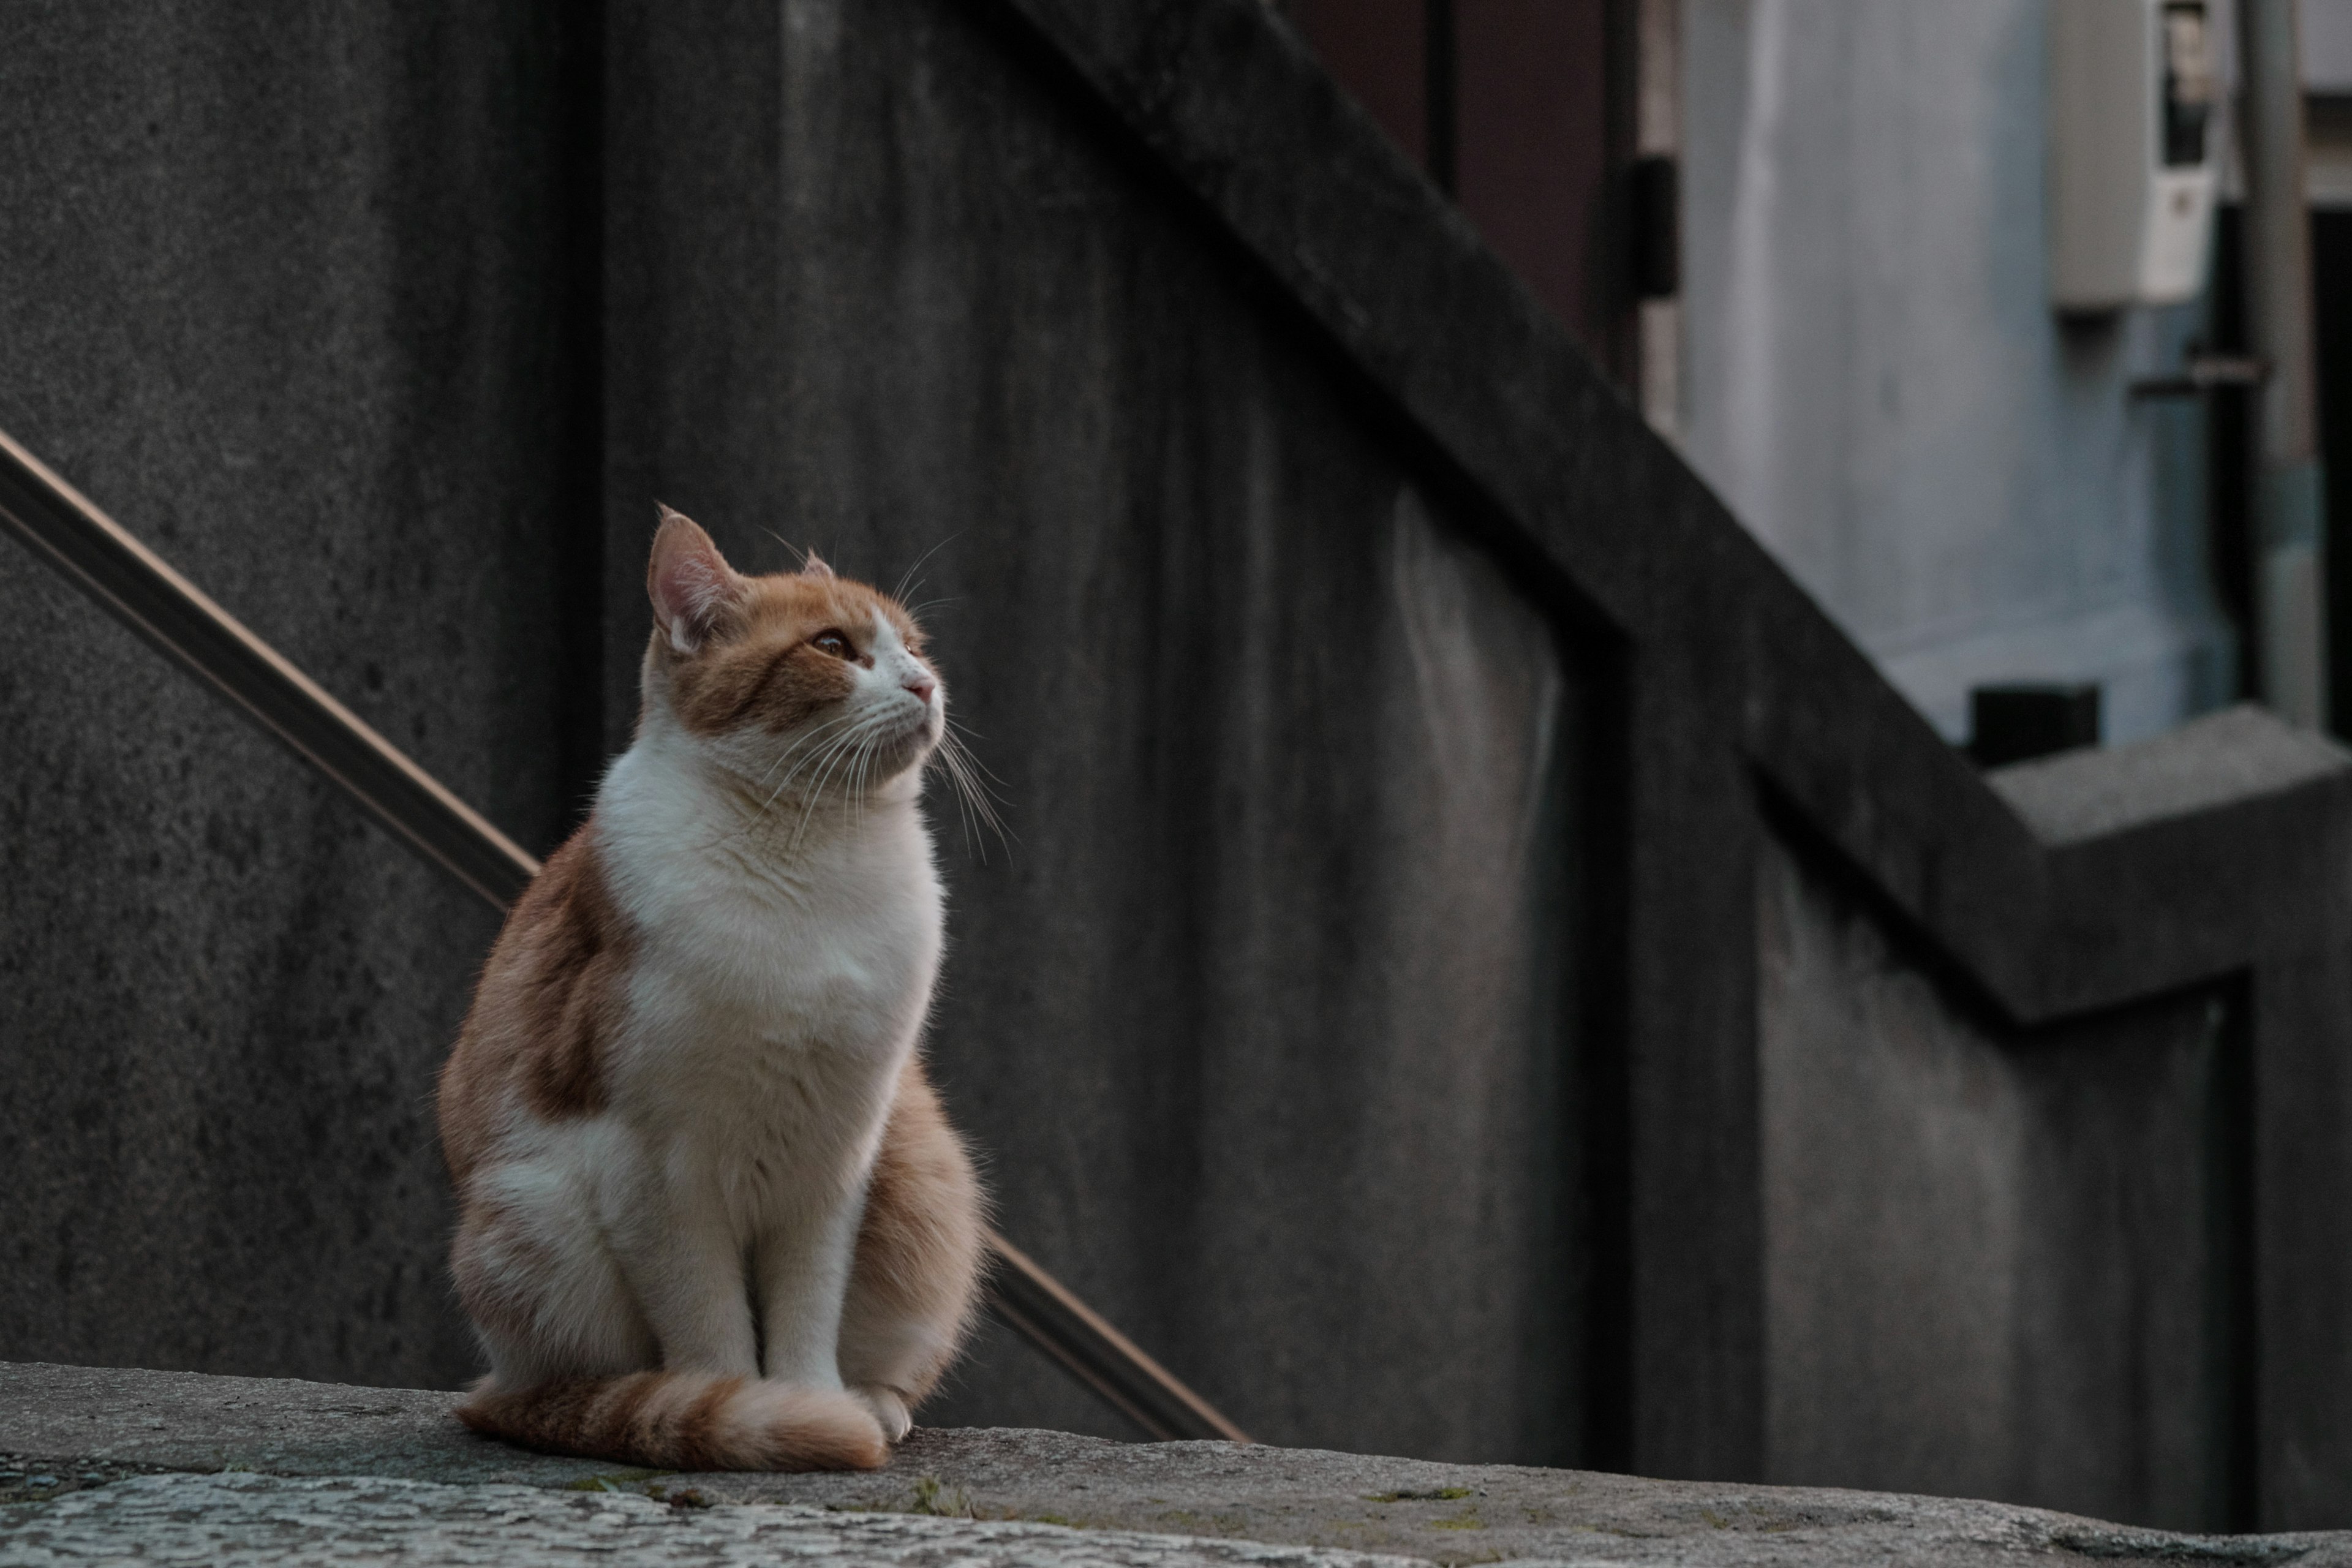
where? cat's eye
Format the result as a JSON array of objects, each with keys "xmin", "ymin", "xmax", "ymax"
[{"xmin": 809, "ymin": 629, "xmax": 853, "ymax": 660}]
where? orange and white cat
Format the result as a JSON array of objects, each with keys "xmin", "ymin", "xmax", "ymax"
[{"xmin": 436, "ymin": 508, "xmax": 986, "ymax": 1471}]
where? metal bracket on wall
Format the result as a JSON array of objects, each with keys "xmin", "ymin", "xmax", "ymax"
[
  {"xmin": 0, "ymin": 425, "xmax": 1251, "ymax": 1447},
  {"xmin": 2128, "ymin": 353, "xmax": 2267, "ymax": 399}
]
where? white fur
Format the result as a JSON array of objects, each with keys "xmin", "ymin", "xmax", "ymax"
[{"xmin": 472, "ymin": 609, "xmax": 945, "ymax": 1396}]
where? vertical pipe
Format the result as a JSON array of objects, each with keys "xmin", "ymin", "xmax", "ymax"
[
  {"xmin": 2239, "ymin": 0, "xmax": 2329, "ymax": 726},
  {"xmin": 1425, "ymin": 0, "xmax": 1457, "ymax": 195},
  {"xmin": 1635, "ymin": 0, "xmax": 1681, "ymax": 440}
]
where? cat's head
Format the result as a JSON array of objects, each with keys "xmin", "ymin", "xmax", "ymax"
[{"xmin": 639, "ymin": 506, "xmax": 944, "ymax": 795}]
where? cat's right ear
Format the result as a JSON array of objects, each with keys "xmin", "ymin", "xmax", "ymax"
[{"xmin": 647, "ymin": 505, "xmax": 745, "ymax": 655}]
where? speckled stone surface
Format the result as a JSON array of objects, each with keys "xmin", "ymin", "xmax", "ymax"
[
  {"xmin": 9, "ymin": 1362, "xmax": 2352, "ymax": 1566},
  {"xmin": 1, "ymin": 1473, "xmax": 1431, "ymax": 1568}
]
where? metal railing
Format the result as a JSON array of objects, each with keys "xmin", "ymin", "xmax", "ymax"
[{"xmin": 0, "ymin": 426, "xmax": 1248, "ymax": 1446}]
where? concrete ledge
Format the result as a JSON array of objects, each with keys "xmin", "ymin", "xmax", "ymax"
[
  {"xmin": 1989, "ymin": 704, "xmax": 2352, "ymax": 846},
  {"xmin": 6, "ymin": 1362, "xmax": 2350, "ymax": 1566},
  {"xmin": 6, "ymin": 1474, "xmax": 1431, "ymax": 1568}
]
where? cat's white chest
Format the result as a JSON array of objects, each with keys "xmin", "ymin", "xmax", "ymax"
[
  {"xmin": 595, "ymin": 755, "xmax": 944, "ymax": 1146},
  {"xmin": 639, "ymin": 860, "xmax": 941, "ymax": 1067},
  {"xmin": 662, "ymin": 855, "xmax": 941, "ymax": 1057}
]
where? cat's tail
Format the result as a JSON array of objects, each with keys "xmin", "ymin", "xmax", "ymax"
[{"xmin": 455, "ymin": 1372, "xmax": 889, "ymax": 1472}]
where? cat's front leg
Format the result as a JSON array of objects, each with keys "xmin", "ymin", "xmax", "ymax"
[
  {"xmin": 752, "ymin": 1194, "xmax": 865, "ymax": 1390},
  {"xmin": 606, "ymin": 1187, "xmax": 761, "ymax": 1378},
  {"xmin": 837, "ymin": 1058, "xmax": 986, "ymax": 1441}
]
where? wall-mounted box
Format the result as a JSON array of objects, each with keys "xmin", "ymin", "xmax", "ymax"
[{"xmin": 2048, "ymin": 0, "xmax": 2219, "ymax": 310}]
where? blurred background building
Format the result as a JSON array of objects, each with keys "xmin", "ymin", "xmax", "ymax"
[{"xmin": 1289, "ymin": 0, "xmax": 2348, "ymax": 747}]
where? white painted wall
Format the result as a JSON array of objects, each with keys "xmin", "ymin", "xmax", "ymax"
[
  {"xmin": 1679, "ymin": 0, "xmax": 2238, "ymax": 744},
  {"xmin": 2305, "ymin": 0, "xmax": 2352, "ymax": 91}
]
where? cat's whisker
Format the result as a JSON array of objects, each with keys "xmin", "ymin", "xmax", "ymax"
[
  {"xmin": 790, "ymin": 718, "xmax": 878, "ymax": 802},
  {"xmin": 889, "ymin": 531, "xmax": 963, "ymax": 606},
  {"xmin": 925, "ymin": 729, "xmax": 1008, "ymax": 861},
  {"xmin": 698, "ymin": 722, "xmax": 868, "ymax": 854},
  {"xmin": 940, "ymin": 720, "xmax": 1010, "ymax": 793},
  {"xmin": 758, "ymin": 525, "xmax": 840, "ymax": 578},
  {"xmin": 765, "ymin": 710, "xmax": 884, "ymax": 804},
  {"xmin": 788, "ymin": 755, "xmax": 856, "ymax": 854},
  {"xmin": 756, "ymin": 716, "xmax": 864, "ymax": 817},
  {"xmin": 669, "ymin": 712, "xmax": 872, "ymax": 859},
  {"xmin": 950, "ymin": 781, "xmax": 1000, "ymax": 864},
  {"xmin": 757, "ymin": 728, "xmax": 862, "ymax": 842},
  {"xmin": 686, "ymin": 714, "xmax": 862, "ymax": 858},
  {"xmin": 842, "ymin": 730, "xmax": 875, "ymax": 832},
  {"xmin": 781, "ymin": 737, "xmax": 863, "ymax": 856},
  {"xmin": 925, "ymin": 733, "xmax": 978, "ymax": 845},
  {"xmin": 758, "ymin": 709, "xmax": 861, "ymax": 782},
  {"xmin": 710, "ymin": 728, "xmax": 867, "ymax": 854},
  {"xmin": 944, "ymin": 751, "xmax": 1009, "ymax": 821},
  {"xmin": 957, "ymin": 758, "xmax": 1010, "ymax": 849},
  {"xmin": 938, "ymin": 728, "xmax": 1007, "ymax": 814},
  {"xmin": 854, "ymin": 734, "xmax": 886, "ymax": 831},
  {"xmin": 756, "ymin": 526, "xmax": 799, "ymax": 567},
  {"xmin": 940, "ymin": 753, "xmax": 986, "ymax": 860},
  {"xmin": 786, "ymin": 713, "xmax": 893, "ymax": 856}
]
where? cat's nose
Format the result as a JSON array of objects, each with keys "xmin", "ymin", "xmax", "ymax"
[{"xmin": 904, "ymin": 674, "xmax": 937, "ymax": 706}]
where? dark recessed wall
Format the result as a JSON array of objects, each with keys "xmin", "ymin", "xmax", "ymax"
[
  {"xmin": 1286, "ymin": 0, "xmax": 1627, "ymax": 368},
  {"xmin": 2313, "ymin": 206, "xmax": 2352, "ymax": 736},
  {"xmin": 1284, "ymin": 0, "xmax": 1427, "ymax": 167}
]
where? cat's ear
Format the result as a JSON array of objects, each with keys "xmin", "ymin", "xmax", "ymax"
[
  {"xmin": 647, "ymin": 505, "xmax": 745, "ymax": 655},
  {"xmin": 800, "ymin": 549, "xmax": 835, "ymax": 580}
]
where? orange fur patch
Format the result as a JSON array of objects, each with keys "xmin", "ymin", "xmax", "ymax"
[
  {"xmin": 457, "ymin": 1372, "xmax": 889, "ymax": 1471},
  {"xmin": 657, "ymin": 570, "xmax": 933, "ymax": 740},
  {"xmin": 439, "ymin": 824, "xmax": 633, "ymax": 1187},
  {"xmin": 840, "ymin": 1057, "xmax": 989, "ymax": 1406}
]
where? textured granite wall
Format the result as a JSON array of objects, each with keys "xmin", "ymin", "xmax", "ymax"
[
  {"xmin": 603, "ymin": 0, "xmax": 1594, "ymax": 1463},
  {"xmin": 1759, "ymin": 832, "xmax": 2239, "ymax": 1531},
  {"xmin": 0, "ymin": 2, "xmax": 594, "ymax": 1388}
]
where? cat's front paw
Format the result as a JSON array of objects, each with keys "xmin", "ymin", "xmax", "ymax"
[{"xmin": 851, "ymin": 1385, "xmax": 913, "ymax": 1444}]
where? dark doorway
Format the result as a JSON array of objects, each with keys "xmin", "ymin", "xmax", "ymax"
[
  {"xmin": 2316, "ymin": 205, "xmax": 2352, "ymax": 737},
  {"xmin": 1284, "ymin": 0, "xmax": 1635, "ymax": 383}
]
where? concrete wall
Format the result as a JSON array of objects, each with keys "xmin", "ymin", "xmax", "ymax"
[
  {"xmin": 1760, "ymin": 834, "xmax": 2239, "ymax": 1531},
  {"xmin": 1680, "ymin": 0, "xmax": 2239, "ymax": 745},
  {"xmin": 605, "ymin": 0, "xmax": 1591, "ymax": 1461},
  {"xmin": 0, "ymin": 2, "xmax": 590, "ymax": 1389},
  {"xmin": 0, "ymin": 0, "xmax": 1594, "ymax": 1465}
]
